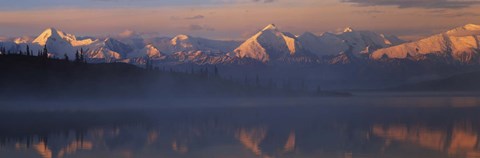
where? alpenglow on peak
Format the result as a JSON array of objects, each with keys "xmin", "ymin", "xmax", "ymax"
[
  {"xmin": 462, "ymin": 23, "xmax": 480, "ymax": 31},
  {"xmin": 262, "ymin": 24, "xmax": 278, "ymax": 31},
  {"xmin": 33, "ymin": 27, "xmax": 64, "ymax": 45},
  {"xmin": 343, "ymin": 27, "xmax": 355, "ymax": 33}
]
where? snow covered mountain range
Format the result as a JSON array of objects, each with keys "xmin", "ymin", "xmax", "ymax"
[
  {"xmin": 2, "ymin": 23, "xmax": 480, "ymax": 65},
  {"xmin": 371, "ymin": 24, "xmax": 480, "ymax": 63}
]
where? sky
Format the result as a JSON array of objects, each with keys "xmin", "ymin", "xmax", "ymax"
[{"xmin": 0, "ymin": 0, "xmax": 480, "ymax": 40}]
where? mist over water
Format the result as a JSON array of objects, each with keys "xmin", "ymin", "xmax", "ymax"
[{"xmin": 1, "ymin": 92, "xmax": 480, "ymax": 158}]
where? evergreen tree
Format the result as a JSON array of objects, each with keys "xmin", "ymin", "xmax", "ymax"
[
  {"xmin": 26, "ymin": 45, "xmax": 30, "ymax": 56},
  {"xmin": 64, "ymin": 54, "xmax": 69, "ymax": 62},
  {"xmin": 75, "ymin": 50, "xmax": 80, "ymax": 63},
  {"xmin": 0, "ymin": 46, "xmax": 5, "ymax": 55},
  {"xmin": 42, "ymin": 45, "xmax": 48, "ymax": 59},
  {"xmin": 80, "ymin": 48, "xmax": 85, "ymax": 63}
]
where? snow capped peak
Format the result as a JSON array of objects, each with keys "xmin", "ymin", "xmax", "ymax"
[
  {"xmin": 371, "ymin": 24, "xmax": 480, "ymax": 62},
  {"xmin": 128, "ymin": 43, "xmax": 165, "ymax": 59},
  {"xmin": 463, "ymin": 24, "xmax": 480, "ymax": 30},
  {"xmin": 172, "ymin": 34, "xmax": 190, "ymax": 41},
  {"xmin": 298, "ymin": 31, "xmax": 349, "ymax": 57},
  {"xmin": 145, "ymin": 43, "xmax": 156, "ymax": 48},
  {"xmin": 262, "ymin": 24, "xmax": 278, "ymax": 31},
  {"xmin": 102, "ymin": 37, "xmax": 132, "ymax": 55},
  {"xmin": 47, "ymin": 27, "xmax": 58, "ymax": 33},
  {"xmin": 33, "ymin": 27, "xmax": 95, "ymax": 47},
  {"xmin": 343, "ymin": 27, "xmax": 355, "ymax": 33},
  {"xmin": 13, "ymin": 36, "xmax": 33, "ymax": 44},
  {"xmin": 33, "ymin": 27, "xmax": 66, "ymax": 45},
  {"xmin": 41, "ymin": 27, "xmax": 58, "ymax": 35},
  {"xmin": 234, "ymin": 24, "xmax": 309, "ymax": 62},
  {"xmin": 171, "ymin": 34, "xmax": 194, "ymax": 47},
  {"xmin": 31, "ymin": 27, "xmax": 80, "ymax": 57},
  {"xmin": 447, "ymin": 23, "xmax": 480, "ymax": 36}
]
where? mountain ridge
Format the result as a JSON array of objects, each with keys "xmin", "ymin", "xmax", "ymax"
[
  {"xmin": 3, "ymin": 24, "xmax": 480, "ymax": 66},
  {"xmin": 371, "ymin": 24, "xmax": 480, "ymax": 63}
]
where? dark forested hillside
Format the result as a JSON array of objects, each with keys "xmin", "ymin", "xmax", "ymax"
[
  {"xmin": 0, "ymin": 53, "xmax": 154, "ymax": 99},
  {"xmin": 0, "ymin": 53, "xmax": 348, "ymax": 101}
]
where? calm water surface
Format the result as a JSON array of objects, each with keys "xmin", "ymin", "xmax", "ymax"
[{"xmin": 2, "ymin": 93, "xmax": 480, "ymax": 158}]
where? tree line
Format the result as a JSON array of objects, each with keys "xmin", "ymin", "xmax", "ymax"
[
  {"xmin": 0, "ymin": 45, "xmax": 87, "ymax": 64},
  {"xmin": 0, "ymin": 45, "xmax": 327, "ymax": 96}
]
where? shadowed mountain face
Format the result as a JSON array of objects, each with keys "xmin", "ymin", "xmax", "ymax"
[{"xmin": 2, "ymin": 96, "xmax": 480, "ymax": 158}]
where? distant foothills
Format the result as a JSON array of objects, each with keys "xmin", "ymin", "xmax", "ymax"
[{"xmin": 1, "ymin": 24, "xmax": 480, "ymax": 90}]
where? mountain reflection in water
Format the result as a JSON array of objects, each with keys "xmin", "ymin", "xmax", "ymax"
[{"xmin": 2, "ymin": 96, "xmax": 480, "ymax": 158}]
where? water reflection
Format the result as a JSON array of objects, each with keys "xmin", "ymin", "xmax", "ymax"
[
  {"xmin": 2, "ymin": 98, "xmax": 480, "ymax": 158},
  {"xmin": 373, "ymin": 122, "xmax": 480, "ymax": 158},
  {"xmin": 236, "ymin": 126, "xmax": 268, "ymax": 156}
]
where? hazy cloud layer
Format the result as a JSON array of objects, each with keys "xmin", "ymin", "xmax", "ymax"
[
  {"xmin": 185, "ymin": 15, "xmax": 205, "ymax": 20},
  {"xmin": 188, "ymin": 24, "xmax": 216, "ymax": 31},
  {"xmin": 341, "ymin": 0, "xmax": 480, "ymax": 9}
]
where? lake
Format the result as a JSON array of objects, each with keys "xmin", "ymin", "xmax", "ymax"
[{"xmin": 1, "ymin": 93, "xmax": 480, "ymax": 158}]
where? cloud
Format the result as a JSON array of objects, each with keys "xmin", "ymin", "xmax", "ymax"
[
  {"xmin": 445, "ymin": 12, "xmax": 480, "ymax": 17},
  {"xmin": 188, "ymin": 24, "xmax": 215, "ymax": 31},
  {"xmin": 428, "ymin": 9, "xmax": 480, "ymax": 17},
  {"xmin": 340, "ymin": 0, "xmax": 480, "ymax": 9},
  {"xmin": 170, "ymin": 15, "xmax": 206, "ymax": 21},
  {"xmin": 185, "ymin": 15, "xmax": 205, "ymax": 20},
  {"xmin": 353, "ymin": 9, "xmax": 385, "ymax": 14}
]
